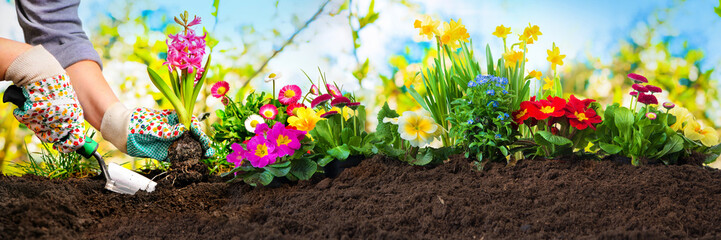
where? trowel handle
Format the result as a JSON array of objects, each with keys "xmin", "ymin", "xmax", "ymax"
[
  {"xmin": 2, "ymin": 85, "xmax": 26, "ymax": 108},
  {"xmin": 77, "ymin": 137, "xmax": 112, "ymax": 181}
]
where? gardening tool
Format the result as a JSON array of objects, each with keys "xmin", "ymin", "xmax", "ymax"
[{"xmin": 3, "ymin": 85, "xmax": 156, "ymax": 195}]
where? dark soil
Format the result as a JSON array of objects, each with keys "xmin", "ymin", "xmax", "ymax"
[
  {"xmin": 3, "ymin": 155, "xmax": 721, "ymax": 239},
  {"xmin": 164, "ymin": 133, "xmax": 207, "ymax": 187}
]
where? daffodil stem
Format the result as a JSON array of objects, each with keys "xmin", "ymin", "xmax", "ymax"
[{"xmin": 272, "ymin": 80, "xmax": 276, "ymax": 100}]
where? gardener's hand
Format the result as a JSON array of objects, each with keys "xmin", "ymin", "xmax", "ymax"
[
  {"xmin": 3, "ymin": 46, "xmax": 86, "ymax": 153},
  {"xmin": 100, "ymin": 103, "xmax": 213, "ymax": 161}
]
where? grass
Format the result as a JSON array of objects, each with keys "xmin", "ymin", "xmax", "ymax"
[{"xmin": 15, "ymin": 141, "xmax": 100, "ymax": 179}]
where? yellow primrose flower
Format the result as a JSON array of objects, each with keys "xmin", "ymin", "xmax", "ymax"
[
  {"xmin": 331, "ymin": 106, "xmax": 356, "ymax": 120},
  {"xmin": 398, "ymin": 110, "xmax": 439, "ymax": 147},
  {"xmin": 529, "ymin": 70, "xmax": 542, "ymax": 80},
  {"xmin": 414, "ymin": 15, "xmax": 440, "ymax": 40},
  {"xmin": 492, "ymin": 24, "xmax": 511, "ymax": 39},
  {"xmin": 684, "ymin": 120, "xmax": 720, "ymax": 147},
  {"xmin": 519, "ymin": 24, "xmax": 542, "ymax": 44},
  {"xmin": 503, "ymin": 50, "xmax": 525, "ymax": 67},
  {"xmin": 546, "ymin": 43, "xmax": 566, "ymax": 70},
  {"xmin": 440, "ymin": 18, "xmax": 470, "ymax": 49},
  {"xmin": 287, "ymin": 107, "xmax": 321, "ymax": 132},
  {"xmin": 669, "ymin": 107, "xmax": 691, "ymax": 131},
  {"xmin": 542, "ymin": 77, "xmax": 554, "ymax": 91}
]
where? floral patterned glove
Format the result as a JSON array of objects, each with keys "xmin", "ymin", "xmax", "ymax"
[
  {"xmin": 100, "ymin": 103, "xmax": 213, "ymax": 161},
  {"xmin": 4, "ymin": 46, "xmax": 85, "ymax": 153}
]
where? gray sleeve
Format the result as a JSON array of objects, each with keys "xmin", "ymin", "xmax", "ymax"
[{"xmin": 15, "ymin": 0, "xmax": 102, "ymax": 69}]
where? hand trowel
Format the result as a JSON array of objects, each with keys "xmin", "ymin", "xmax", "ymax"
[{"xmin": 3, "ymin": 85, "xmax": 156, "ymax": 195}]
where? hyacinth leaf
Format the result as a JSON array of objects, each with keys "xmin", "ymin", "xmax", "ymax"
[
  {"xmin": 599, "ymin": 142, "xmax": 623, "ymax": 154},
  {"xmin": 554, "ymin": 76, "xmax": 563, "ymax": 97},
  {"xmin": 147, "ymin": 67, "xmax": 186, "ymax": 120},
  {"xmin": 190, "ymin": 53, "xmax": 212, "ymax": 113},
  {"xmin": 183, "ymin": 70, "xmax": 195, "ymax": 125},
  {"xmin": 290, "ymin": 158, "xmax": 317, "ymax": 180},
  {"xmin": 168, "ymin": 69, "xmax": 179, "ymax": 97}
]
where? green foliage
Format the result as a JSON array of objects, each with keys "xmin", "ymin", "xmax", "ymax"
[
  {"xmin": 16, "ymin": 142, "xmax": 100, "ymax": 179},
  {"xmin": 595, "ymin": 104, "xmax": 684, "ymax": 165},
  {"xmin": 450, "ymin": 75, "xmax": 518, "ymax": 166},
  {"xmin": 310, "ymin": 106, "xmax": 376, "ymax": 165},
  {"xmin": 212, "ymin": 92, "xmax": 272, "ymax": 145}
]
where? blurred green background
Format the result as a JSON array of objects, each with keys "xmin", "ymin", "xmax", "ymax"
[{"xmin": 1, "ymin": 0, "xmax": 720, "ymax": 173}]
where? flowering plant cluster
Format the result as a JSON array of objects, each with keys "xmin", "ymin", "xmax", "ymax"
[
  {"xmin": 514, "ymin": 94, "xmax": 601, "ymax": 158},
  {"xmin": 594, "ymin": 73, "xmax": 697, "ymax": 165},
  {"xmin": 449, "ymin": 74, "xmax": 518, "ymax": 168},
  {"xmin": 146, "ymin": 12, "xmax": 211, "ymax": 128},
  {"xmin": 375, "ymin": 103, "xmax": 447, "ymax": 166},
  {"xmin": 210, "ymin": 70, "xmax": 374, "ymax": 186}
]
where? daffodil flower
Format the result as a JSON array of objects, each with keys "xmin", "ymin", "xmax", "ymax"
[
  {"xmin": 492, "ymin": 25, "xmax": 511, "ymax": 39},
  {"xmin": 413, "ymin": 15, "xmax": 440, "ymax": 40},
  {"xmin": 546, "ymin": 43, "xmax": 566, "ymax": 70}
]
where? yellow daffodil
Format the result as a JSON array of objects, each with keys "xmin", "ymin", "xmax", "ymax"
[
  {"xmin": 492, "ymin": 25, "xmax": 511, "ymax": 39},
  {"xmin": 414, "ymin": 15, "xmax": 440, "ymax": 40},
  {"xmin": 669, "ymin": 107, "xmax": 691, "ymax": 131},
  {"xmin": 287, "ymin": 107, "xmax": 321, "ymax": 132},
  {"xmin": 529, "ymin": 70, "xmax": 542, "ymax": 80},
  {"xmin": 684, "ymin": 120, "xmax": 720, "ymax": 147},
  {"xmin": 397, "ymin": 110, "xmax": 439, "ymax": 147},
  {"xmin": 440, "ymin": 18, "xmax": 470, "ymax": 49},
  {"xmin": 546, "ymin": 43, "xmax": 566, "ymax": 70},
  {"xmin": 542, "ymin": 77, "xmax": 554, "ymax": 91},
  {"xmin": 519, "ymin": 24, "xmax": 542, "ymax": 44},
  {"xmin": 503, "ymin": 50, "xmax": 525, "ymax": 68}
]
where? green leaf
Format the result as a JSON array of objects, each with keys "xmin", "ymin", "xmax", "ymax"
[
  {"xmin": 264, "ymin": 166, "xmax": 290, "ymax": 177},
  {"xmin": 599, "ymin": 142, "xmax": 623, "ymax": 154},
  {"xmin": 715, "ymin": 0, "xmax": 721, "ymax": 17},
  {"xmin": 267, "ymin": 161, "xmax": 291, "ymax": 168},
  {"xmin": 534, "ymin": 131, "xmax": 572, "ymax": 146},
  {"xmin": 243, "ymin": 170, "xmax": 273, "ymax": 186},
  {"xmin": 411, "ymin": 148, "xmax": 433, "ymax": 166},
  {"xmin": 317, "ymin": 155, "xmax": 335, "ymax": 167},
  {"xmin": 212, "ymin": 0, "xmax": 220, "ymax": 17},
  {"xmin": 341, "ymin": 127, "xmax": 353, "ymax": 145},
  {"xmin": 485, "ymin": 44, "xmax": 494, "ymax": 76},
  {"xmin": 290, "ymin": 158, "xmax": 317, "ymax": 180},
  {"xmin": 190, "ymin": 54, "xmax": 212, "ymax": 113},
  {"xmin": 327, "ymin": 144, "xmax": 351, "ymax": 160},
  {"xmin": 651, "ymin": 134, "xmax": 684, "ymax": 159},
  {"xmin": 147, "ymin": 67, "xmax": 186, "ymax": 119},
  {"xmin": 614, "ymin": 107, "xmax": 634, "ymax": 134}
]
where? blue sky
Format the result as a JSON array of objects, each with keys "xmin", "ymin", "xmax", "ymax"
[{"xmin": 2, "ymin": 0, "xmax": 720, "ymax": 93}]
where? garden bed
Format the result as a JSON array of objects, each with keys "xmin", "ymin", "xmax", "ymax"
[{"xmin": 2, "ymin": 155, "xmax": 721, "ymax": 239}]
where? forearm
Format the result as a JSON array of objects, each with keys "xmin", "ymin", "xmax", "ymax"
[
  {"xmin": 0, "ymin": 38, "xmax": 32, "ymax": 80},
  {"xmin": 65, "ymin": 60, "xmax": 119, "ymax": 129}
]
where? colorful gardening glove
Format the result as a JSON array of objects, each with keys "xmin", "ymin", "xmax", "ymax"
[
  {"xmin": 3, "ymin": 46, "xmax": 86, "ymax": 153},
  {"xmin": 100, "ymin": 103, "xmax": 214, "ymax": 161}
]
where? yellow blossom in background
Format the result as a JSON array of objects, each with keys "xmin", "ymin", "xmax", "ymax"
[
  {"xmin": 503, "ymin": 50, "xmax": 525, "ymax": 67},
  {"xmin": 330, "ymin": 106, "xmax": 356, "ymax": 120},
  {"xmin": 542, "ymin": 77, "xmax": 554, "ymax": 91},
  {"xmin": 492, "ymin": 24, "xmax": 512, "ymax": 39},
  {"xmin": 684, "ymin": 120, "xmax": 720, "ymax": 147},
  {"xmin": 519, "ymin": 23, "xmax": 542, "ymax": 44},
  {"xmin": 413, "ymin": 15, "xmax": 440, "ymax": 40},
  {"xmin": 546, "ymin": 43, "xmax": 566, "ymax": 70},
  {"xmin": 287, "ymin": 107, "xmax": 320, "ymax": 132},
  {"xmin": 529, "ymin": 70, "xmax": 542, "ymax": 80},
  {"xmin": 669, "ymin": 107, "xmax": 692, "ymax": 131},
  {"xmin": 440, "ymin": 18, "xmax": 470, "ymax": 49}
]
